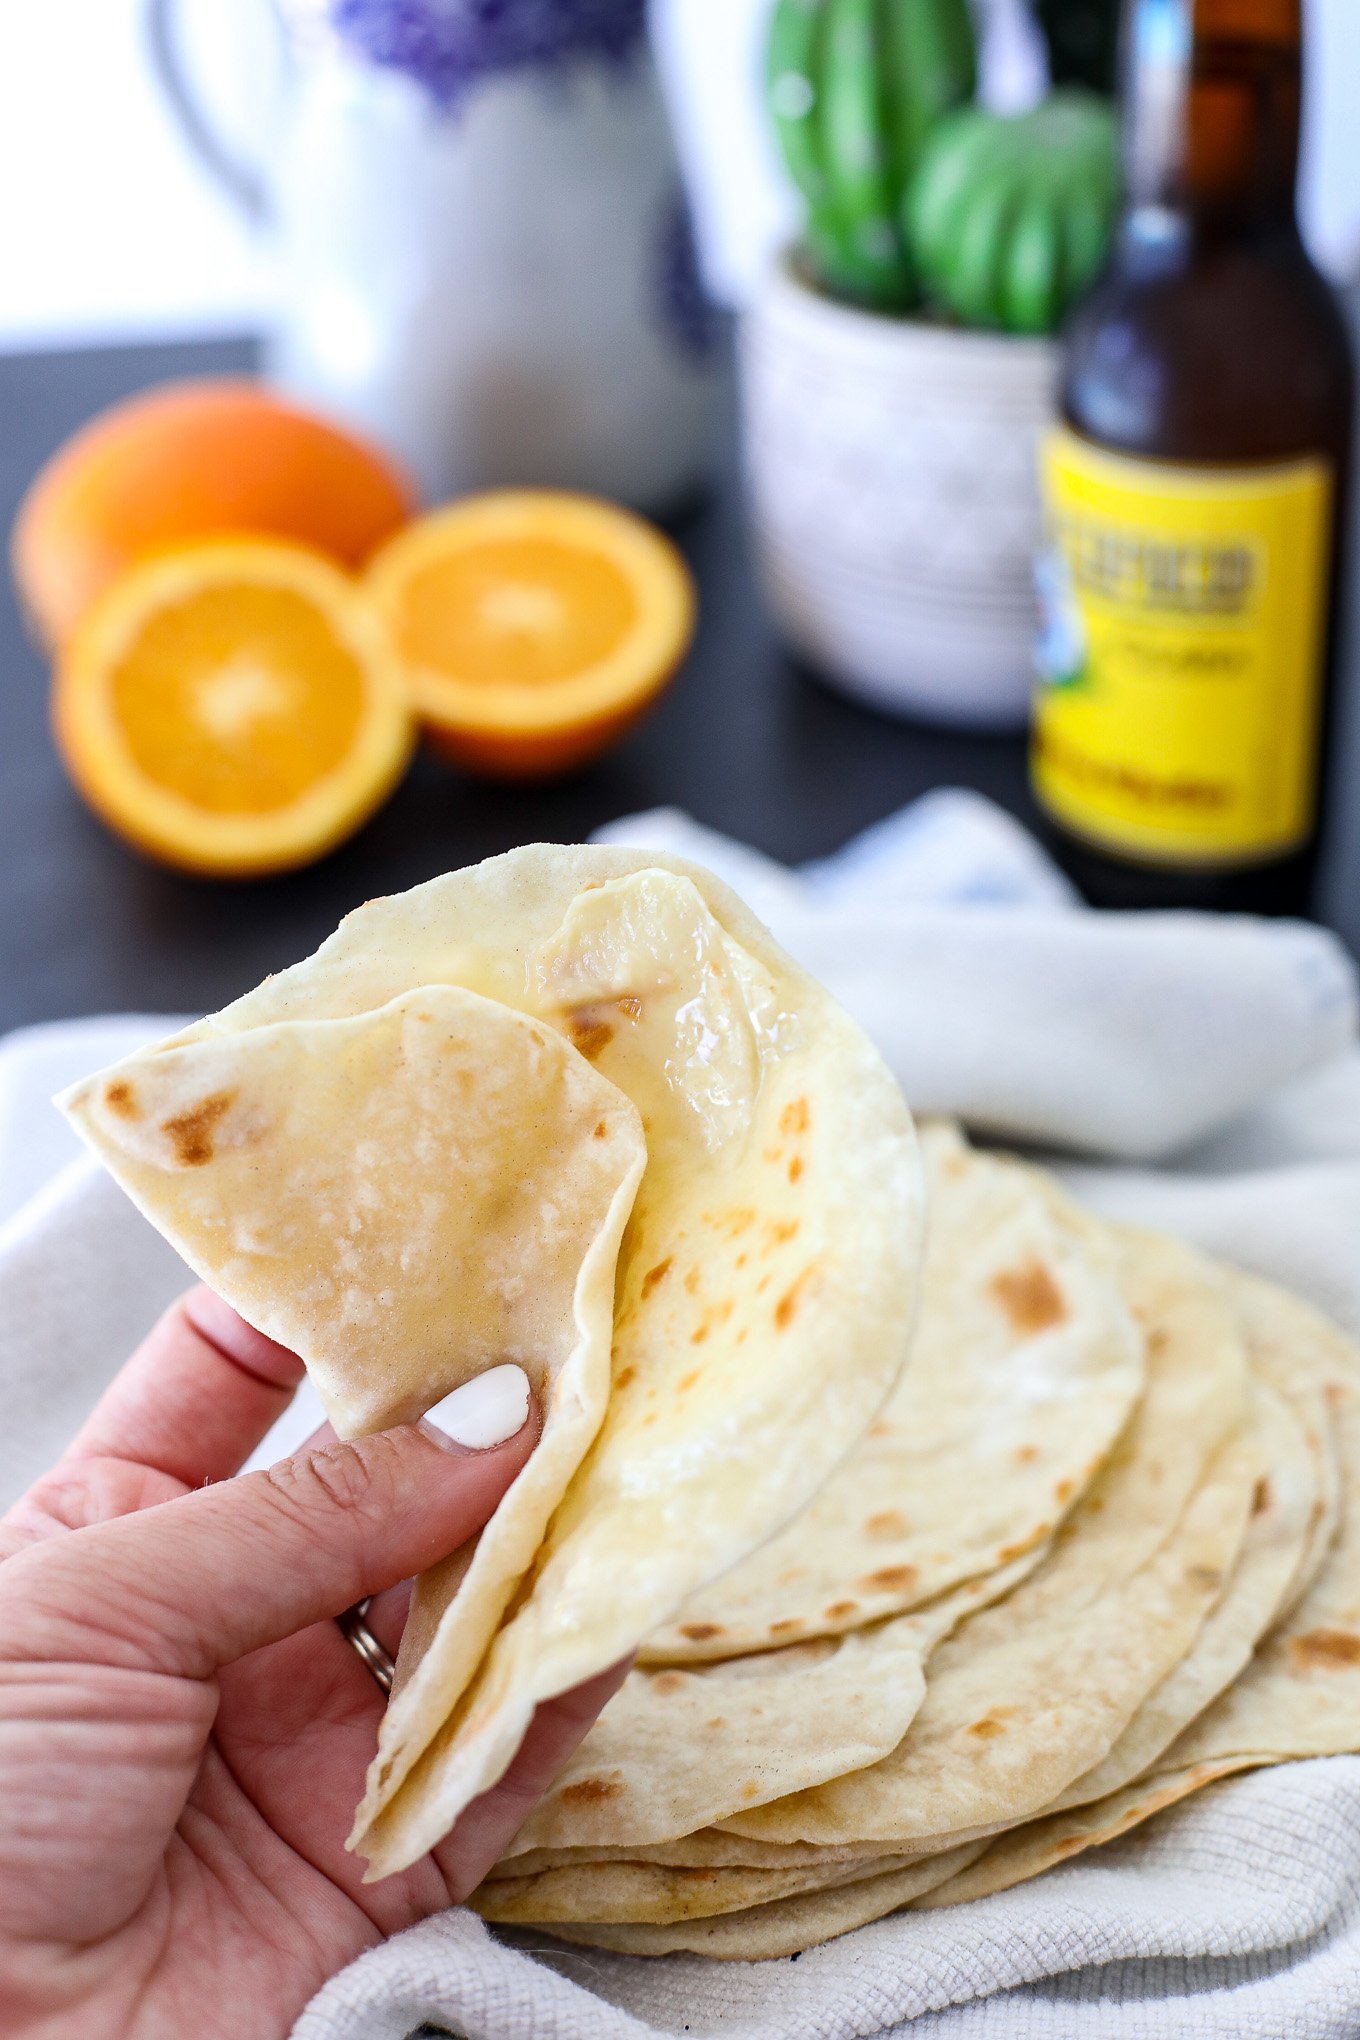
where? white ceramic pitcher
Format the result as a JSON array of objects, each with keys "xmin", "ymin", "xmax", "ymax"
[{"xmin": 150, "ymin": 0, "xmax": 719, "ymax": 508}]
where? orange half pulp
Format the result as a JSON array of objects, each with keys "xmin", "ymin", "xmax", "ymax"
[
  {"xmin": 54, "ymin": 539, "xmax": 413, "ymax": 876},
  {"xmin": 366, "ymin": 491, "xmax": 696, "ymax": 778}
]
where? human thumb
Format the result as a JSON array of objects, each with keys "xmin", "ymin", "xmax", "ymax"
[{"xmin": 0, "ymin": 1402, "xmax": 536, "ymax": 1681}]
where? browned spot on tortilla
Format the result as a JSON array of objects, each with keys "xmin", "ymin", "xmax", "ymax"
[
  {"xmin": 1053, "ymin": 1833, "xmax": 1087, "ymax": 1856},
  {"xmin": 868, "ymin": 1420, "xmax": 893, "ymax": 1439},
  {"xmin": 593, "ymin": 1120, "xmax": 608, "ymax": 1140},
  {"xmin": 617, "ymin": 994, "xmax": 643, "ymax": 1022},
  {"xmin": 705, "ymin": 1717, "xmax": 725, "ymax": 1731},
  {"xmin": 614, "ymin": 1366, "xmax": 637, "ymax": 1391},
  {"xmin": 824, "ymin": 1601, "xmax": 858, "ymax": 1620},
  {"xmin": 650, "ymin": 1672, "xmax": 686, "ymax": 1695},
  {"xmin": 769, "ymin": 1618, "xmax": 802, "ymax": 1635},
  {"xmin": 1252, "ymin": 1476, "xmax": 1273, "ymax": 1517},
  {"xmin": 1325, "ymin": 1381, "xmax": 1347, "ymax": 1407},
  {"xmin": 1291, "ymin": 1628, "xmax": 1360, "ymax": 1670},
  {"xmin": 740, "ymin": 1783, "xmax": 760, "ymax": 1801},
  {"xmin": 1148, "ymin": 1326, "xmax": 1170, "ymax": 1355},
  {"xmin": 678, "ymin": 1369, "xmax": 700, "ymax": 1392},
  {"xmin": 690, "ymin": 1324, "xmax": 709, "ymax": 1346},
  {"xmin": 763, "ymin": 1145, "xmax": 783, "ymax": 1165},
  {"xmin": 568, "ymin": 1015, "xmax": 615, "ymax": 1058},
  {"xmin": 788, "ymin": 1156, "xmax": 804, "ymax": 1184},
  {"xmin": 1055, "ymin": 1478, "xmax": 1074, "ymax": 1504},
  {"xmin": 866, "ymin": 1510, "xmax": 909, "ymax": 1541},
  {"xmin": 765, "ymin": 1219, "xmax": 800, "ymax": 1250},
  {"xmin": 724, "ymin": 1208, "xmax": 755, "ymax": 1238},
  {"xmin": 1189, "ymin": 1567, "xmax": 1223, "ymax": 1591},
  {"xmin": 641, "ymin": 1258, "xmax": 673, "ymax": 1300},
  {"xmin": 162, "ymin": 1091, "xmax": 235, "ymax": 1167},
  {"xmin": 991, "ymin": 1261, "xmax": 1067, "ymax": 1336},
  {"xmin": 679, "ymin": 1623, "xmax": 723, "ymax": 1642},
  {"xmin": 560, "ymin": 1776, "xmax": 625, "ymax": 1807},
  {"xmin": 685, "ymin": 1266, "xmax": 701, "ymax": 1296},
  {"xmin": 1015, "ymin": 1444, "xmax": 1039, "ymax": 1466},
  {"xmin": 780, "ymin": 1097, "xmax": 809, "ymax": 1136},
  {"xmin": 774, "ymin": 1266, "xmax": 815, "ymax": 1331},
  {"xmin": 736, "ymin": 1252, "xmax": 748, "ymax": 1270},
  {"xmin": 861, "ymin": 1565, "xmax": 919, "ymax": 1594},
  {"xmin": 968, "ymin": 1716, "xmax": 1006, "ymax": 1740},
  {"xmin": 999, "ymin": 1533, "xmax": 1044, "ymax": 1564},
  {"xmin": 104, "ymin": 1079, "xmax": 139, "ymax": 1119}
]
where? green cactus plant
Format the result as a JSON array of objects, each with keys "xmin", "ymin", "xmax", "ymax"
[
  {"xmin": 766, "ymin": 0, "xmax": 977, "ymax": 311},
  {"xmin": 905, "ymin": 91, "xmax": 1120, "ymax": 334}
]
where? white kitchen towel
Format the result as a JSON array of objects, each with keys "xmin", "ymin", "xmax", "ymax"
[{"xmin": 2, "ymin": 788, "xmax": 1360, "ymax": 2039}]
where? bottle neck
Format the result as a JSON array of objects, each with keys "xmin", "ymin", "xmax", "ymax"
[{"xmin": 1121, "ymin": 0, "xmax": 1302, "ymax": 238}]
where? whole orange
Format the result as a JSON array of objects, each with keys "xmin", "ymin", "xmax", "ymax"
[{"xmin": 12, "ymin": 379, "xmax": 416, "ymax": 653}]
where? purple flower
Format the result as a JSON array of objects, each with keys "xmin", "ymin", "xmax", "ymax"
[{"xmin": 329, "ymin": 0, "xmax": 649, "ymax": 107}]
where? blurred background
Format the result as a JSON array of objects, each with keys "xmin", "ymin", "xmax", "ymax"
[
  {"xmin": 3, "ymin": 0, "xmax": 1355, "ymax": 352},
  {"xmin": 2, "ymin": 0, "xmax": 1358, "ymax": 1033}
]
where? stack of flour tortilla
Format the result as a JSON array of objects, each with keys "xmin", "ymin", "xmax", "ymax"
[
  {"xmin": 473, "ymin": 1122, "xmax": 1360, "ymax": 1958},
  {"xmin": 56, "ymin": 845, "xmax": 1360, "ymax": 1961}
]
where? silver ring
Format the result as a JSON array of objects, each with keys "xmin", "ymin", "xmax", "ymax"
[{"xmin": 336, "ymin": 1599, "xmax": 395, "ymax": 1694}]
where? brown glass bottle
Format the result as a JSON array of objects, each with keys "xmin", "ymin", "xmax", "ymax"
[{"xmin": 1032, "ymin": 0, "xmax": 1354, "ymax": 913}]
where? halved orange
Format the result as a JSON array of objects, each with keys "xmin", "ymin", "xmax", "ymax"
[
  {"xmin": 366, "ymin": 491, "xmax": 695, "ymax": 779},
  {"xmin": 54, "ymin": 539, "xmax": 414, "ymax": 878}
]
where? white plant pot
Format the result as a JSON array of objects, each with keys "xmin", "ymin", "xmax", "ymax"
[{"xmin": 739, "ymin": 256, "xmax": 1059, "ymax": 730}]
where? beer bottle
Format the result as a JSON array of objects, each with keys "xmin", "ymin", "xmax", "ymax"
[{"xmin": 1031, "ymin": 0, "xmax": 1354, "ymax": 913}]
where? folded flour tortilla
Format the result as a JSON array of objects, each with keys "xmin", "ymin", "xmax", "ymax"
[{"xmin": 61, "ymin": 846, "xmax": 923, "ymax": 1876}]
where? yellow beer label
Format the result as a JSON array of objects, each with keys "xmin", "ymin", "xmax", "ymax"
[{"xmin": 1033, "ymin": 429, "xmax": 1332, "ymax": 867}]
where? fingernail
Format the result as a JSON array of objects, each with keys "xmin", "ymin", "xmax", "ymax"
[{"xmin": 421, "ymin": 1365, "xmax": 531, "ymax": 1450}]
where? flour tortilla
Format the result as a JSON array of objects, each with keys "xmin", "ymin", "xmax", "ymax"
[
  {"xmin": 478, "ymin": 1627, "xmax": 937, "ymax": 1864},
  {"xmin": 1236, "ymin": 1271, "xmax": 1343, "ymax": 1624},
  {"xmin": 489, "ymin": 1266, "xmax": 1360, "ymax": 1956},
  {"xmin": 715, "ymin": 1232, "xmax": 1254, "ymax": 1851},
  {"xmin": 498, "ymin": 1223, "xmax": 1247, "ymax": 1874},
  {"xmin": 483, "ymin": 1429, "xmax": 1255, "ymax": 1932},
  {"xmin": 646, "ymin": 1122, "xmax": 1144, "ymax": 1661},
  {"xmin": 490, "ymin": 1364, "xmax": 1300, "ymax": 1926},
  {"xmin": 915, "ymin": 1275, "xmax": 1360, "ymax": 1909},
  {"xmin": 484, "ymin": 1833, "xmax": 919, "ymax": 1877},
  {"xmin": 503, "ymin": 1255, "xmax": 1345, "ymax": 1934},
  {"xmin": 1037, "ymin": 1374, "xmax": 1317, "ymax": 1814},
  {"xmin": 475, "ymin": 1847, "xmax": 936, "ymax": 1926},
  {"xmin": 538, "ymin": 1844, "xmax": 988, "ymax": 1960},
  {"xmin": 62, "ymin": 847, "xmax": 922, "ymax": 1879},
  {"xmin": 499, "ymin": 1130, "xmax": 1144, "ymax": 1860},
  {"xmin": 503, "ymin": 1555, "xmax": 1038, "ymax": 1858}
]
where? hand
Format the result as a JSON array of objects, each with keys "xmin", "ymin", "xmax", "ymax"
[{"xmin": 0, "ymin": 1287, "xmax": 628, "ymax": 2039}]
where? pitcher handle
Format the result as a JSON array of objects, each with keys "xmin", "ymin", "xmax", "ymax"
[{"xmin": 146, "ymin": 0, "xmax": 278, "ymax": 224}]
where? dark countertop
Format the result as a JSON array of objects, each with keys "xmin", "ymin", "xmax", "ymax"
[{"xmin": 3, "ymin": 334, "xmax": 1358, "ymax": 1033}]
